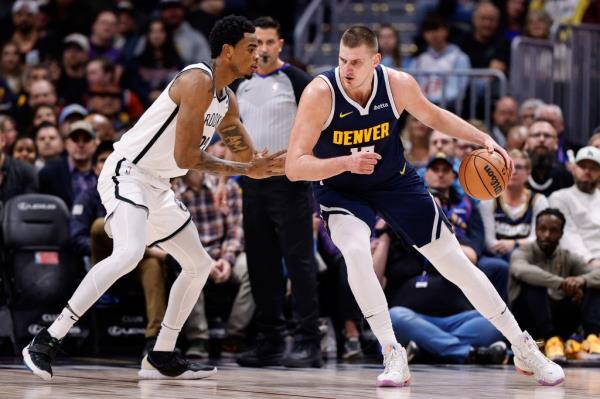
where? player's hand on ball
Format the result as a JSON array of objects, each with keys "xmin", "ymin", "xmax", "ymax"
[
  {"xmin": 247, "ymin": 150, "xmax": 286, "ymax": 178},
  {"xmin": 483, "ymin": 136, "xmax": 514, "ymax": 178},
  {"xmin": 346, "ymin": 151, "xmax": 382, "ymax": 174}
]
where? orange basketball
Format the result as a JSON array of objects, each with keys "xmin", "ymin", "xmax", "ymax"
[{"xmin": 458, "ymin": 149, "xmax": 509, "ymax": 200}]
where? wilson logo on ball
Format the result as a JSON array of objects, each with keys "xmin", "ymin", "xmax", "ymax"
[{"xmin": 483, "ymin": 164, "xmax": 503, "ymax": 195}]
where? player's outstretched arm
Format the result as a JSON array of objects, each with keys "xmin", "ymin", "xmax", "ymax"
[
  {"xmin": 286, "ymin": 78, "xmax": 381, "ymax": 181},
  {"xmin": 387, "ymin": 69, "xmax": 514, "ymax": 175},
  {"xmin": 171, "ymin": 70, "xmax": 284, "ymax": 178}
]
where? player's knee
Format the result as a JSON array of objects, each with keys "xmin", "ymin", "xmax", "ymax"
[{"xmin": 113, "ymin": 245, "xmax": 145, "ymax": 271}]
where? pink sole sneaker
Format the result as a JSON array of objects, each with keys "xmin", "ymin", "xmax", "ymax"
[
  {"xmin": 516, "ymin": 367, "xmax": 564, "ymax": 386},
  {"xmin": 376, "ymin": 378, "xmax": 411, "ymax": 388}
]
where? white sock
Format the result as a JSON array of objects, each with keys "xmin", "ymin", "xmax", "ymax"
[
  {"xmin": 328, "ymin": 214, "xmax": 398, "ymax": 352},
  {"xmin": 488, "ymin": 306, "xmax": 524, "ymax": 345},
  {"xmin": 154, "ymin": 323, "xmax": 180, "ymax": 352},
  {"xmin": 48, "ymin": 304, "xmax": 80, "ymax": 340}
]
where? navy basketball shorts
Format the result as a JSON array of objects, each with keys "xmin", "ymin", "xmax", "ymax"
[{"xmin": 313, "ymin": 169, "xmax": 452, "ymax": 248}]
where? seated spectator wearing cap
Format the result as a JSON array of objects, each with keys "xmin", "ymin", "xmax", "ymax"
[
  {"xmin": 525, "ymin": 120, "xmax": 574, "ymax": 197},
  {"xmin": 374, "ymin": 222, "xmax": 506, "ymax": 365},
  {"xmin": 58, "ymin": 34, "xmax": 90, "ymax": 105},
  {"xmin": 34, "ymin": 122, "xmax": 64, "ymax": 170},
  {"xmin": 70, "ymin": 140, "xmax": 168, "ymax": 354},
  {"xmin": 38, "ymin": 120, "xmax": 97, "ymax": 208},
  {"xmin": 479, "ymin": 150, "xmax": 549, "ymax": 260},
  {"xmin": 509, "ymin": 208, "xmax": 600, "ymax": 361},
  {"xmin": 0, "ymin": 121, "xmax": 38, "ymax": 202},
  {"xmin": 59, "ymin": 103, "xmax": 88, "ymax": 138},
  {"xmin": 549, "ymin": 146, "xmax": 600, "ymax": 267},
  {"xmin": 11, "ymin": 136, "xmax": 37, "ymax": 166},
  {"xmin": 173, "ymin": 157, "xmax": 251, "ymax": 358},
  {"xmin": 158, "ymin": 0, "xmax": 211, "ymax": 64},
  {"xmin": 409, "ymin": 14, "xmax": 471, "ymax": 112}
]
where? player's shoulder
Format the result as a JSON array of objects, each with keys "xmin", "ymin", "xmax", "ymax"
[{"xmin": 383, "ymin": 66, "xmax": 415, "ymax": 85}]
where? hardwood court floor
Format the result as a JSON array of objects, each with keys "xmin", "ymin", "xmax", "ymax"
[{"xmin": 0, "ymin": 359, "xmax": 598, "ymax": 399}]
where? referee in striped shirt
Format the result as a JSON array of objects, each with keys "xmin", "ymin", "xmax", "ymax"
[{"xmin": 233, "ymin": 17, "xmax": 321, "ymax": 368}]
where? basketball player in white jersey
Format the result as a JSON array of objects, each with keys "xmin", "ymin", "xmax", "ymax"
[
  {"xmin": 23, "ymin": 15, "xmax": 284, "ymax": 381},
  {"xmin": 286, "ymin": 26, "xmax": 564, "ymax": 387}
]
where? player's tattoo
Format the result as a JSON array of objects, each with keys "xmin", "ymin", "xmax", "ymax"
[
  {"xmin": 219, "ymin": 124, "xmax": 250, "ymax": 152},
  {"xmin": 195, "ymin": 151, "xmax": 250, "ymax": 176}
]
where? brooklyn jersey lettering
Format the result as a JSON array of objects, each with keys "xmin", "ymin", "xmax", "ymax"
[
  {"xmin": 314, "ymin": 65, "xmax": 406, "ymax": 189},
  {"xmin": 114, "ymin": 62, "xmax": 229, "ymax": 178}
]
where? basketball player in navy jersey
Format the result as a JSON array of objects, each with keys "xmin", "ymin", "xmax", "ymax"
[
  {"xmin": 23, "ymin": 16, "xmax": 285, "ymax": 381},
  {"xmin": 286, "ymin": 26, "xmax": 564, "ymax": 387}
]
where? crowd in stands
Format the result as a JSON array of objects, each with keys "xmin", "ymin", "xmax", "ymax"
[{"xmin": 0, "ymin": 0, "xmax": 599, "ymax": 365}]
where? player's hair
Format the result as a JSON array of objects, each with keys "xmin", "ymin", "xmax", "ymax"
[
  {"xmin": 536, "ymin": 208, "xmax": 566, "ymax": 231},
  {"xmin": 209, "ymin": 15, "xmax": 255, "ymax": 58},
  {"xmin": 341, "ymin": 26, "xmax": 378, "ymax": 52},
  {"xmin": 253, "ymin": 16, "xmax": 282, "ymax": 37}
]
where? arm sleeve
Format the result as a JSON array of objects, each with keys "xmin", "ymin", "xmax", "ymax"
[
  {"xmin": 526, "ymin": 194, "xmax": 548, "ymax": 242},
  {"xmin": 549, "ymin": 190, "xmax": 594, "ymax": 262},
  {"xmin": 281, "ymin": 65, "xmax": 312, "ymax": 104},
  {"xmin": 220, "ymin": 181, "xmax": 244, "ymax": 266},
  {"xmin": 509, "ymin": 247, "xmax": 564, "ymax": 289},
  {"xmin": 478, "ymin": 199, "xmax": 498, "ymax": 252}
]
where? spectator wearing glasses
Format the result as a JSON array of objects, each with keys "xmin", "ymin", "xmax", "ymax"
[
  {"xmin": 524, "ymin": 120, "xmax": 573, "ymax": 197},
  {"xmin": 38, "ymin": 120, "xmax": 97, "ymax": 208}
]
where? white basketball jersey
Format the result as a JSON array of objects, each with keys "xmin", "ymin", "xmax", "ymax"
[{"xmin": 113, "ymin": 63, "xmax": 230, "ymax": 178}]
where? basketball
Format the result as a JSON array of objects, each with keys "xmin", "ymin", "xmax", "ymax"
[{"xmin": 458, "ymin": 149, "xmax": 509, "ymax": 200}]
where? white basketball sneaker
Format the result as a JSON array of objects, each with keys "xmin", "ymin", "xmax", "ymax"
[
  {"xmin": 376, "ymin": 344, "xmax": 411, "ymax": 387},
  {"xmin": 512, "ymin": 331, "xmax": 565, "ymax": 386}
]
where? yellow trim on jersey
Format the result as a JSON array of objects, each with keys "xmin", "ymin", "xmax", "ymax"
[{"xmin": 333, "ymin": 122, "xmax": 390, "ymax": 146}]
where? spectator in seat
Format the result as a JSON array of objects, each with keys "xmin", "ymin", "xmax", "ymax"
[
  {"xmin": 58, "ymin": 103, "xmax": 88, "ymax": 138},
  {"xmin": 115, "ymin": 1, "xmax": 142, "ymax": 65},
  {"xmin": 377, "ymin": 24, "xmax": 402, "ymax": 68},
  {"xmin": 525, "ymin": 120, "xmax": 573, "ymax": 197},
  {"xmin": 519, "ymin": 98, "xmax": 544, "ymax": 128},
  {"xmin": 409, "ymin": 14, "xmax": 471, "ymax": 112},
  {"xmin": 458, "ymin": 1, "xmax": 510, "ymax": 73},
  {"xmin": 10, "ymin": 0, "xmax": 43, "ymax": 63},
  {"xmin": 58, "ymin": 34, "xmax": 90, "ymax": 105},
  {"xmin": 70, "ymin": 140, "xmax": 168, "ymax": 354},
  {"xmin": 158, "ymin": 0, "xmax": 211, "ymax": 65},
  {"xmin": 173, "ymin": 165, "xmax": 252, "ymax": 358},
  {"xmin": 28, "ymin": 79, "xmax": 57, "ymax": 111},
  {"xmin": 89, "ymin": 10, "xmax": 122, "ymax": 64},
  {"xmin": 0, "ymin": 41, "xmax": 24, "ymax": 99},
  {"xmin": 11, "ymin": 136, "xmax": 37, "ymax": 165},
  {"xmin": 535, "ymin": 104, "xmax": 576, "ymax": 164},
  {"xmin": 491, "ymin": 96, "xmax": 519, "ymax": 148},
  {"xmin": 509, "ymin": 208, "xmax": 600, "ymax": 361},
  {"xmin": 506, "ymin": 125, "xmax": 528, "ymax": 151},
  {"xmin": 0, "ymin": 115, "xmax": 19, "ymax": 154},
  {"xmin": 524, "ymin": 9, "xmax": 553, "ymax": 39},
  {"xmin": 32, "ymin": 104, "xmax": 58, "ymax": 130},
  {"xmin": 34, "ymin": 122, "xmax": 64, "ymax": 170},
  {"xmin": 500, "ymin": 0, "xmax": 528, "ymax": 41},
  {"xmin": 38, "ymin": 120, "xmax": 97, "ymax": 209},
  {"xmin": 0, "ymin": 121, "xmax": 38, "ymax": 202},
  {"xmin": 402, "ymin": 115, "xmax": 432, "ymax": 169},
  {"xmin": 549, "ymin": 146, "xmax": 600, "ymax": 265},
  {"xmin": 374, "ymin": 222, "xmax": 507, "ymax": 365},
  {"xmin": 85, "ymin": 113, "xmax": 118, "ymax": 142}
]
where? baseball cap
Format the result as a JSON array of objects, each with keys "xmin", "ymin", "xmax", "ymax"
[
  {"xmin": 427, "ymin": 152, "xmax": 459, "ymax": 174},
  {"xmin": 68, "ymin": 120, "xmax": 95, "ymax": 139},
  {"xmin": 59, "ymin": 104, "xmax": 88, "ymax": 125},
  {"xmin": 575, "ymin": 146, "xmax": 600, "ymax": 167},
  {"xmin": 117, "ymin": 1, "xmax": 134, "ymax": 12},
  {"xmin": 63, "ymin": 33, "xmax": 90, "ymax": 53},
  {"xmin": 12, "ymin": 0, "xmax": 38, "ymax": 14}
]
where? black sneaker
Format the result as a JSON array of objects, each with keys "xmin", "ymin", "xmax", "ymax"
[
  {"xmin": 142, "ymin": 336, "xmax": 157, "ymax": 357},
  {"xmin": 236, "ymin": 337, "xmax": 285, "ymax": 367},
  {"xmin": 22, "ymin": 328, "xmax": 61, "ymax": 381},
  {"xmin": 282, "ymin": 340, "xmax": 323, "ymax": 368},
  {"xmin": 341, "ymin": 337, "xmax": 364, "ymax": 361},
  {"xmin": 468, "ymin": 341, "xmax": 509, "ymax": 365},
  {"xmin": 139, "ymin": 351, "xmax": 217, "ymax": 379}
]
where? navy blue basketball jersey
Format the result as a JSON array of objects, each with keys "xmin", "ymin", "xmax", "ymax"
[
  {"xmin": 314, "ymin": 65, "xmax": 406, "ymax": 190},
  {"xmin": 493, "ymin": 191, "xmax": 538, "ymax": 239}
]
